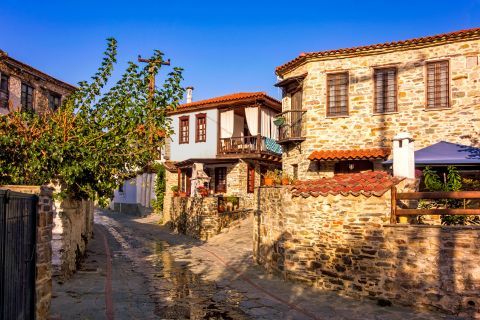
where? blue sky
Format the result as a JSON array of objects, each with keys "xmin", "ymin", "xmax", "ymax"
[{"xmin": 1, "ymin": 0, "xmax": 479, "ymax": 101}]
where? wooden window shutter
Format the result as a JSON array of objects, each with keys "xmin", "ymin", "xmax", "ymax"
[
  {"xmin": 426, "ymin": 60, "xmax": 449, "ymax": 109},
  {"xmin": 374, "ymin": 68, "xmax": 397, "ymax": 113},
  {"xmin": 327, "ymin": 72, "xmax": 349, "ymax": 117}
]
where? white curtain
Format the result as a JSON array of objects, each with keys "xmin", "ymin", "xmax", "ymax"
[
  {"xmin": 261, "ymin": 108, "xmax": 271, "ymax": 138},
  {"xmin": 245, "ymin": 107, "xmax": 259, "ymax": 136},
  {"xmin": 270, "ymin": 110, "xmax": 278, "ymax": 140},
  {"xmin": 220, "ymin": 110, "xmax": 234, "ymax": 138}
]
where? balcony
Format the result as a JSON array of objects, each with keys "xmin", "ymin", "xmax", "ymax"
[
  {"xmin": 275, "ymin": 110, "xmax": 306, "ymax": 144},
  {"xmin": 218, "ymin": 135, "xmax": 282, "ymax": 161}
]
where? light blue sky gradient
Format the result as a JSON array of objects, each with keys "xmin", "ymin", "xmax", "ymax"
[{"xmin": 1, "ymin": 0, "xmax": 479, "ymax": 101}]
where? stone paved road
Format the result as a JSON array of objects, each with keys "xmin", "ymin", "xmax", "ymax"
[{"xmin": 51, "ymin": 210, "xmax": 463, "ymax": 319}]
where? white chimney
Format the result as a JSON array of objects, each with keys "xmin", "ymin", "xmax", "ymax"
[
  {"xmin": 186, "ymin": 86, "xmax": 194, "ymax": 104},
  {"xmin": 392, "ymin": 132, "xmax": 415, "ymax": 179}
]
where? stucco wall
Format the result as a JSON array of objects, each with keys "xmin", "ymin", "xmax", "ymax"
[
  {"xmin": 254, "ymin": 187, "xmax": 480, "ymax": 317},
  {"xmin": 279, "ymin": 38, "xmax": 480, "ymax": 180},
  {"xmin": 170, "ymin": 108, "xmax": 219, "ymax": 161}
]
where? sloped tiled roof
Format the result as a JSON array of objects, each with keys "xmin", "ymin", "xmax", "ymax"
[
  {"xmin": 308, "ymin": 148, "xmax": 390, "ymax": 161},
  {"xmin": 290, "ymin": 171, "xmax": 403, "ymax": 198},
  {"xmin": 276, "ymin": 27, "xmax": 480, "ymax": 75},
  {"xmin": 168, "ymin": 92, "xmax": 281, "ymax": 115}
]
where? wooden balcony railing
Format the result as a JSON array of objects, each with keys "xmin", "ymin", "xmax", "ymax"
[
  {"xmin": 218, "ymin": 135, "xmax": 281, "ymax": 155},
  {"xmin": 276, "ymin": 110, "xmax": 306, "ymax": 143}
]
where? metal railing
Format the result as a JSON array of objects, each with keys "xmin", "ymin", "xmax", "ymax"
[{"xmin": 276, "ymin": 110, "xmax": 305, "ymax": 142}]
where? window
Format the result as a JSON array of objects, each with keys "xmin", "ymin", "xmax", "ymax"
[
  {"xmin": 215, "ymin": 167, "xmax": 227, "ymax": 193},
  {"xmin": 179, "ymin": 116, "xmax": 189, "ymax": 144},
  {"xmin": 327, "ymin": 72, "xmax": 349, "ymax": 117},
  {"xmin": 48, "ymin": 92, "xmax": 61, "ymax": 111},
  {"xmin": 195, "ymin": 113, "xmax": 206, "ymax": 142},
  {"xmin": 0, "ymin": 73, "xmax": 8, "ymax": 109},
  {"xmin": 374, "ymin": 68, "xmax": 397, "ymax": 113},
  {"xmin": 247, "ymin": 165, "xmax": 255, "ymax": 193},
  {"xmin": 292, "ymin": 164, "xmax": 298, "ymax": 180},
  {"xmin": 21, "ymin": 83, "xmax": 34, "ymax": 112},
  {"xmin": 334, "ymin": 160, "xmax": 373, "ymax": 174},
  {"xmin": 179, "ymin": 169, "xmax": 192, "ymax": 195},
  {"xmin": 426, "ymin": 60, "xmax": 449, "ymax": 109}
]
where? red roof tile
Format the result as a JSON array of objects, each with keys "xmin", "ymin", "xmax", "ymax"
[
  {"xmin": 168, "ymin": 92, "xmax": 281, "ymax": 115},
  {"xmin": 290, "ymin": 171, "xmax": 403, "ymax": 198},
  {"xmin": 308, "ymin": 148, "xmax": 390, "ymax": 161},
  {"xmin": 276, "ymin": 27, "xmax": 480, "ymax": 75}
]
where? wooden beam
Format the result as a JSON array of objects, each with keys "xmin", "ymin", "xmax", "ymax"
[
  {"xmin": 397, "ymin": 191, "xmax": 480, "ymax": 200},
  {"xmin": 390, "ymin": 186, "xmax": 397, "ymax": 224},
  {"xmin": 397, "ymin": 209, "xmax": 480, "ymax": 216}
]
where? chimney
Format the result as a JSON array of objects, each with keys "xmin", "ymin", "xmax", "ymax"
[
  {"xmin": 186, "ymin": 86, "xmax": 194, "ymax": 104},
  {"xmin": 392, "ymin": 132, "xmax": 415, "ymax": 179}
]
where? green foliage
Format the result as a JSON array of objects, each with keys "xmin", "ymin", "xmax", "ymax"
[
  {"xmin": 421, "ymin": 166, "xmax": 478, "ymax": 225},
  {"xmin": 151, "ymin": 164, "xmax": 166, "ymax": 214},
  {"xmin": 0, "ymin": 38, "xmax": 184, "ymax": 203}
]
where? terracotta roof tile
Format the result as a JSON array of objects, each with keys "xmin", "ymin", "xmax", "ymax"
[
  {"xmin": 276, "ymin": 27, "xmax": 480, "ymax": 75},
  {"xmin": 308, "ymin": 148, "xmax": 390, "ymax": 161},
  {"xmin": 290, "ymin": 171, "xmax": 403, "ymax": 198},
  {"xmin": 168, "ymin": 92, "xmax": 281, "ymax": 115}
]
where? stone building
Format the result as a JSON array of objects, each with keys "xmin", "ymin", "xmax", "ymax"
[
  {"xmin": 163, "ymin": 90, "xmax": 282, "ymax": 228},
  {"xmin": 0, "ymin": 49, "xmax": 76, "ymax": 114},
  {"xmin": 274, "ymin": 27, "xmax": 480, "ymax": 180}
]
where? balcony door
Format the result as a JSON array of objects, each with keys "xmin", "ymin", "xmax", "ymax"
[{"xmin": 290, "ymin": 89, "xmax": 303, "ymax": 138}]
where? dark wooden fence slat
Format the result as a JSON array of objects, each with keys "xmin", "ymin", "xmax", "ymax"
[
  {"xmin": 397, "ymin": 191, "xmax": 480, "ymax": 200},
  {"xmin": 397, "ymin": 208, "xmax": 480, "ymax": 216}
]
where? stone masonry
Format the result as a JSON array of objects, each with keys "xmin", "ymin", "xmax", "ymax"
[
  {"xmin": 254, "ymin": 186, "xmax": 480, "ymax": 317},
  {"xmin": 1, "ymin": 185, "xmax": 55, "ymax": 320},
  {"xmin": 277, "ymin": 32, "xmax": 480, "ymax": 180},
  {"xmin": 52, "ymin": 198, "xmax": 94, "ymax": 280},
  {"xmin": 0, "ymin": 51, "xmax": 75, "ymax": 114}
]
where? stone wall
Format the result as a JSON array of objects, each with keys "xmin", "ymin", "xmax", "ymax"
[
  {"xmin": 0, "ymin": 57, "xmax": 74, "ymax": 114},
  {"xmin": 1, "ymin": 185, "xmax": 55, "ymax": 320},
  {"xmin": 254, "ymin": 187, "xmax": 480, "ymax": 317},
  {"xmin": 280, "ymin": 37, "xmax": 480, "ymax": 180},
  {"xmin": 163, "ymin": 168, "xmax": 178, "ymax": 222},
  {"xmin": 52, "ymin": 198, "xmax": 94, "ymax": 280},
  {"xmin": 170, "ymin": 196, "xmax": 251, "ymax": 240}
]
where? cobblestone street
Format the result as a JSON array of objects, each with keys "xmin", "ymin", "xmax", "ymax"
[{"xmin": 51, "ymin": 210, "xmax": 462, "ymax": 319}]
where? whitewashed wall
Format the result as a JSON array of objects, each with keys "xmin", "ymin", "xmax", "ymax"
[{"xmin": 169, "ymin": 108, "xmax": 219, "ymax": 161}]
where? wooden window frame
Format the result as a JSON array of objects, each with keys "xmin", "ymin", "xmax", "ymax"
[
  {"xmin": 215, "ymin": 167, "xmax": 227, "ymax": 193},
  {"xmin": 195, "ymin": 113, "xmax": 207, "ymax": 143},
  {"xmin": 373, "ymin": 67, "xmax": 398, "ymax": 114},
  {"xmin": 0, "ymin": 73, "xmax": 9, "ymax": 109},
  {"xmin": 247, "ymin": 165, "xmax": 255, "ymax": 193},
  {"xmin": 21, "ymin": 82, "xmax": 34, "ymax": 112},
  {"xmin": 48, "ymin": 92, "xmax": 62, "ymax": 111},
  {"xmin": 425, "ymin": 60, "xmax": 450, "ymax": 110},
  {"xmin": 179, "ymin": 115, "xmax": 189, "ymax": 144},
  {"xmin": 326, "ymin": 72, "xmax": 349, "ymax": 117}
]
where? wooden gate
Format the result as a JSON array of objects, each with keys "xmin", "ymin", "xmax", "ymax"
[{"xmin": 0, "ymin": 190, "xmax": 38, "ymax": 320}]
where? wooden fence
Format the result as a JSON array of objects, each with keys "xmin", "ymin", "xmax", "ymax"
[{"xmin": 390, "ymin": 186, "xmax": 480, "ymax": 224}]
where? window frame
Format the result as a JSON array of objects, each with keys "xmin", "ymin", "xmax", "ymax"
[
  {"xmin": 179, "ymin": 115, "xmax": 190, "ymax": 144},
  {"xmin": 326, "ymin": 72, "xmax": 349, "ymax": 117},
  {"xmin": 195, "ymin": 113, "xmax": 207, "ymax": 143},
  {"xmin": 48, "ymin": 91, "xmax": 62, "ymax": 111},
  {"xmin": 0, "ymin": 73, "xmax": 9, "ymax": 109},
  {"xmin": 215, "ymin": 167, "xmax": 227, "ymax": 193},
  {"xmin": 373, "ymin": 67, "xmax": 398, "ymax": 114},
  {"xmin": 425, "ymin": 60, "xmax": 450, "ymax": 110},
  {"xmin": 247, "ymin": 165, "xmax": 255, "ymax": 193},
  {"xmin": 21, "ymin": 82, "xmax": 34, "ymax": 112}
]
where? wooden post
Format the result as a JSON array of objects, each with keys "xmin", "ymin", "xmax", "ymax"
[
  {"xmin": 390, "ymin": 186, "xmax": 397, "ymax": 224},
  {"xmin": 257, "ymin": 105, "xmax": 262, "ymax": 152}
]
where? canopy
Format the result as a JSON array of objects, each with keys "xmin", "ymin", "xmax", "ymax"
[{"xmin": 384, "ymin": 141, "xmax": 480, "ymax": 166}]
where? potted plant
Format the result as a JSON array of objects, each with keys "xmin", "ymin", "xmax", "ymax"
[
  {"xmin": 273, "ymin": 116, "xmax": 285, "ymax": 127},
  {"xmin": 225, "ymin": 196, "xmax": 239, "ymax": 211},
  {"xmin": 197, "ymin": 185, "xmax": 209, "ymax": 197},
  {"xmin": 263, "ymin": 170, "xmax": 277, "ymax": 186},
  {"xmin": 171, "ymin": 185, "xmax": 179, "ymax": 197},
  {"xmin": 281, "ymin": 172, "xmax": 291, "ymax": 185}
]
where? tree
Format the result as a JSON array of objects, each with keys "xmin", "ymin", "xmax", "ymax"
[{"xmin": 0, "ymin": 38, "xmax": 184, "ymax": 204}]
